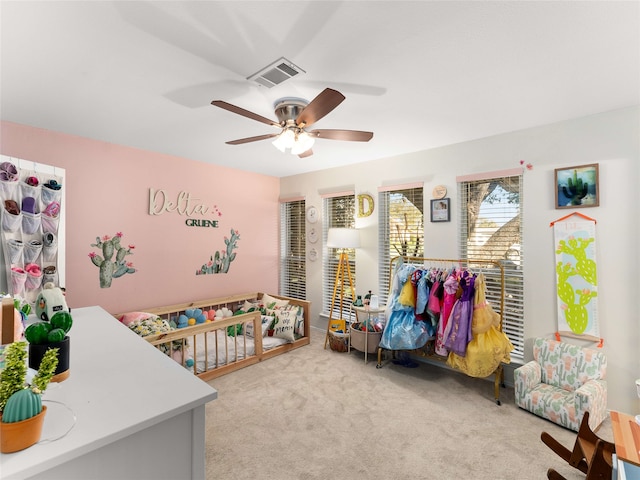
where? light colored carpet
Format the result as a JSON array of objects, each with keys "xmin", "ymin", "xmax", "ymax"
[{"xmin": 205, "ymin": 327, "xmax": 613, "ymax": 480}]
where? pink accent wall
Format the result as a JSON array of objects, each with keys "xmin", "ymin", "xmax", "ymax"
[{"xmin": 0, "ymin": 121, "xmax": 280, "ymax": 313}]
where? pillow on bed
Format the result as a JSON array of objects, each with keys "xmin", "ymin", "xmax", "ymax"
[
  {"xmin": 293, "ymin": 305, "xmax": 305, "ymax": 337},
  {"xmin": 242, "ymin": 300, "xmax": 260, "ymax": 312},
  {"xmin": 260, "ymin": 293, "xmax": 289, "ymax": 310},
  {"xmin": 272, "ymin": 305, "xmax": 297, "ymax": 342},
  {"xmin": 127, "ymin": 316, "xmax": 190, "ymax": 361},
  {"xmin": 119, "ymin": 311, "xmax": 159, "ymax": 327},
  {"xmin": 244, "ymin": 315, "xmax": 272, "ymax": 337}
]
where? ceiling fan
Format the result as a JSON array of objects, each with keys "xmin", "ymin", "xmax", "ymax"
[{"xmin": 211, "ymin": 88, "xmax": 373, "ymax": 158}]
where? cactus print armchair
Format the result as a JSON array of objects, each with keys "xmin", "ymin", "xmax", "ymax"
[{"xmin": 514, "ymin": 337, "xmax": 607, "ymax": 432}]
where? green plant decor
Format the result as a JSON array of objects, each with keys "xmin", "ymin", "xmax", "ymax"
[
  {"xmin": 89, "ymin": 232, "xmax": 136, "ymax": 288},
  {"xmin": 0, "ymin": 341, "xmax": 59, "ymax": 422}
]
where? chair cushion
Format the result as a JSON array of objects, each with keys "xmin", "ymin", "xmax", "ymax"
[{"xmin": 532, "ymin": 337, "xmax": 606, "ymax": 392}]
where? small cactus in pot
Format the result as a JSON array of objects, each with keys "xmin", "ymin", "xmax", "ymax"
[
  {"xmin": 0, "ymin": 341, "xmax": 58, "ymax": 416},
  {"xmin": 0, "ymin": 341, "xmax": 58, "ymax": 452},
  {"xmin": 25, "ymin": 309, "xmax": 73, "ymax": 381}
]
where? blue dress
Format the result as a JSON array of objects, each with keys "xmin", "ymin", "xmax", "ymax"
[{"xmin": 380, "ymin": 264, "xmax": 432, "ymax": 351}]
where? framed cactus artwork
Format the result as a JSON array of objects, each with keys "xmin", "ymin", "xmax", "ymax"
[{"xmin": 554, "ymin": 163, "xmax": 599, "ymax": 209}]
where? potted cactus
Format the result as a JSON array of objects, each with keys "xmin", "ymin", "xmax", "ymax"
[
  {"xmin": 0, "ymin": 341, "xmax": 59, "ymax": 453},
  {"xmin": 25, "ymin": 309, "xmax": 73, "ymax": 382}
]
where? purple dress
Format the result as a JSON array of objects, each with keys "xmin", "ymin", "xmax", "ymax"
[{"xmin": 442, "ymin": 274, "xmax": 475, "ymax": 357}]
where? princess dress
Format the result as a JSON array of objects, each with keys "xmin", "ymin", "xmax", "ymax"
[
  {"xmin": 442, "ymin": 272, "xmax": 475, "ymax": 357},
  {"xmin": 380, "ymin": 264, "xmax": 432, "ymax": 351},
  {"xmin": 435, "ymin": 271, "xmax": 459, "ymax": 356},
  {"xmin": 425, "ymin": 270, "xmax": 442, "ymax": 335},
  {"xmin": 447, "ymin": 273, "xmax": 514, "ymax": 377}
]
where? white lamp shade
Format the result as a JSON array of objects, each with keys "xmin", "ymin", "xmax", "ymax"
[
  {"xmin": 327, "ymin": 228, "xmax": 360, "ymax": 249},
  {"xmin": 290, "ymin": 132, "xmax": 315, "ymax": 155}
]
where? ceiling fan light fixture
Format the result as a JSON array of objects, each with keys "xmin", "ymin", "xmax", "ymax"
[
  {"xmin": 290, "ymin": 132, "xmax": 315, "ymax": 155},
  {"xmin": 272, "ymin": 128, "xmax": 295, "ymax": 152},
  {"xmin": 272, "ymin": 128, "xmax": 315, "ymax": 155}
]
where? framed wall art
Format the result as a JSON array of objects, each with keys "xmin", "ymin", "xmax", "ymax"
[
  {"xmin": 554, "ymin": 163, "xmax": 599, "ymax": 209},
  {"xmin": 430, "ymin": 198, "xmax": 450, "ymax": 222}
]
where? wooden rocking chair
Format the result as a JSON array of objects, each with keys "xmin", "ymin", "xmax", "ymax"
[{"xmin": 541, "ymin": 411, "xmax": 615, "ymax": 480}]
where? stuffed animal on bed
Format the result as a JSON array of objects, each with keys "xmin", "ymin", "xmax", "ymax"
[
  {"xmin": 177, "ymin": 308, "xmax": 206, "ymax": 328},
  {"xmin": 214, "ymin": 307, "xmax": 233, "ymax": 321}
]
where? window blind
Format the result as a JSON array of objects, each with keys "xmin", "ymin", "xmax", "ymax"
[
  {"xmin": 279, "ymin": 199, "xmax": 306, "ymax": 300},
  {"xmin": 322, "ymin": 194, "xmax": 356, "ymax": 320},
  {"xmin": 378, "ymin": 186, "xmax": 424, "ymax": 307},
  {"xmin": 458, "ymin": 175, "xmax": 524, "ymax": 358}
]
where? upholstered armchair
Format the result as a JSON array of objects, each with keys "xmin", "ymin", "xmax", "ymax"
[{"xmin": 514, "ymin": 337, "xmax": 607, "ymax": 432}]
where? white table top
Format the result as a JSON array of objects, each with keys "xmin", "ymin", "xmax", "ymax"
[{"xmin": 1, "ymin": 306, "xmax": 218, "ymax": 479}]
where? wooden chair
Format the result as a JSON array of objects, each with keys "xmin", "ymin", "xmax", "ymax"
[{"xmin": 541, "ymin": 411, "xmax": 614, "ymax": 480}]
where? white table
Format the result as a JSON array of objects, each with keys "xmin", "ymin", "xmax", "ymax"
[
  {"xmin": 350, "ymin": 305, "xmax": 385, "ymax": 364},
  {"xmin": 1, "ymin": 306, "xmax": 218, "ymax": 480}
]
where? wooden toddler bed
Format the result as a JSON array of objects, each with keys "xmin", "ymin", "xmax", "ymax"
[{"xmin": 115, "ymin": 292, "xmax": 310, "ymax": 382}]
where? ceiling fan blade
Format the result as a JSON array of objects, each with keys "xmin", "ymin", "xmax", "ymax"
[
  {"xmin": 225, "ymin": 133, "xmax": 279, "ymax": 145},
  {"xmin": 308, "ymin": 129, "xmax": 373, "ymax": 142},
  {"xmin": 298, "ymin": 149, "xmax": 313, "ymax": 158},
  {"xmin": 211, "ymin": 100, "xmax": 280, "ymax": 127},
  {"xmin": 296, "ymin": 88, "xmax": 345, "ymax": 127}
]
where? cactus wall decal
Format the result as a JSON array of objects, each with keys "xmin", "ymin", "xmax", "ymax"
[
  {"xmin": 196, "ymin": 228, "xmax": 240, "ymax": 275},
  {"xmin": 553, "ymin": 220, "xmax": 599, "ymax": 337},
  {"xmin": 88, "ymin": 232, "xmax": 136, "ymax": 288}
]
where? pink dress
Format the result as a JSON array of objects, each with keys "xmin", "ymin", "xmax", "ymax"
[{"xmin": 435, "ymin": 273, "xmax": 458, "ymax": 356}]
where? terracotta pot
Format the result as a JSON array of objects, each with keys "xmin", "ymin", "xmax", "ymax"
[
  {"xmin": 29, "ymin": 336, "xmax": 70, "ymax": 382},
  {"xmin": 0, "ymin": 405, "xmax": 47, "ymax": 453}
]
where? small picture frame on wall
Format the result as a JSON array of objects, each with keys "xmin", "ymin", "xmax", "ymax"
[
  {"xmin": 554, "ymin": 163, "xmax": 599, "ymax": 209},
  {"xmin": 430, "ymin": 198, "xmax": 450, "ymax": 222}
]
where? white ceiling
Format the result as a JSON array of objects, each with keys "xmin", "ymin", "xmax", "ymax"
[{"xmin": 1, "ymin": 1, "xmax": 638, "ymax": 178}]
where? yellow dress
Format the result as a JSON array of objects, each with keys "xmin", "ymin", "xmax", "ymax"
[{"xmin": 447, "ymin": 273, "xmax": 514, "ymax": 377}]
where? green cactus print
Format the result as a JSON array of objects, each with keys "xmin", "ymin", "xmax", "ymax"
[
  {"xmin": 555, "ymin": 234, "xmax": 597, "ymax": 335},
  {"xmin": 562, "ymin": 169, "xmax": 589, "ymax": 206},
  {"xmin": 556, "ymin": 236, "xmax": 597, "ymax": 286},
  {"xmin": 89, "ymin": 233, "xmax": 136, "ymax": 288},
  {"xmin": 196, "ymin": 229, "xmax": 240, "ymax": 275}
]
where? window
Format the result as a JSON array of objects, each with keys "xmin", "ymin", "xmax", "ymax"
[
  {"xmin": 458, "ymin": 174, "xmax": 524, "ymax": 358},
  {"xmin": 279, "ymin": 199, "xmax": 306, "ymax": 300},
  {"xmin": 378, "ymin": 185, "xmax": 424, "ymax": 306},
  {"xmin": 323, "ymin": 194, "xmax": 356, "ymax": 320}
]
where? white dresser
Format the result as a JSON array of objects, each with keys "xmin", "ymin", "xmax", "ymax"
[{"xmin": 1, "ymin": 306, "xmax": 218, "ymax": 480}]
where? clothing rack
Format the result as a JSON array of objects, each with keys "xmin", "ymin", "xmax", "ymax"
[{"xmin": 376, "ymin": 255, "xmax": 507, "ymax": 405}]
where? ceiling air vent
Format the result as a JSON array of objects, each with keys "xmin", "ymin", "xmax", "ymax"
[{"xmin": 247, "ymin": 57, "xmax": 305, "ymax": 88}]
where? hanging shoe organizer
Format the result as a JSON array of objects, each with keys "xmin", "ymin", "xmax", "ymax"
[{"xmin": 0, "ymin": 155, "xmax": 65, "ymax": 308}]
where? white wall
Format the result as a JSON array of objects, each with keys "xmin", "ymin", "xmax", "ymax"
[{"xmin": 281, "ymin": 106, "xmax": 640, "ymax": 414}]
